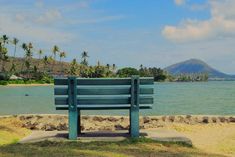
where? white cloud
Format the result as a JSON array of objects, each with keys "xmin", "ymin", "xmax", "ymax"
[
  {"xmin": 0, "ymin": 13, "xmax": 73, "ymax": 44},
  {"xmin": 35, "ymin": 9, "xmax": 62, "ymax": 24},
  {"xmin": 69, "ymin": 15, "xmax": 126, "ymax": 25},
  {"xmin": 174, "ymin": 0, "xmax": 185, "ymax": 6},
  {"xmin": 162, "ymin": 0, "xmax": 235, "ymax": 42}
]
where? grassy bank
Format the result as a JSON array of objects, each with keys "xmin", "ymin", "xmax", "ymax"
[{"xmin": 0, "ymin": 79, "xmax": 53, "ymax": 86}]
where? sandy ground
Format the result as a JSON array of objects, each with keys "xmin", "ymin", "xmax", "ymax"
[{"xmin": 165, "ymin": 123, "xmax": 235, "ymax": 157}]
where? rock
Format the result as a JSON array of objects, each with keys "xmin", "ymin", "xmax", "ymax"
[
  {"xmin": 115, "ymin": 124, "xmax": 128, "ymax": 130},
  {"xmin": 143, "ymin": 117, "xmax": 151, "ymax": 123},
  {"xmin": 56, "ymin": 123, "xmax": 68, "ymax": 131},
  {"xmin": 229, "ymin": 117, "xmax": 235, "ymax": 123},
  {"xmin": 82, "ymin": 116, "xmax": 90, "ymax": 120},
  {"xmin": 211, "ymin": 117, "xmax": 217, "ymax": 123},
  {"xmin": 168, "ymin": 116, "xmax": 175, "ymax": 122},
  {"xmin": 92, "ymin": 116, "xmax": 105, "ymax": 122},
  {"xmin": 44, "ymin": 124, "xmax": 57, "ymax": 131},
  {"xmin": 35, "ymin": 115, "xmax": 43, "ymax": 119},
  {"xmin": 162, "ymin": 116, "xmax": 167, "ymax": 122},
  {"xmin": 218, "ymin": 117, "xmax": 227, "ymax": 123},
  {"xmin": 151, "ymin": 117, "xmax": 159, "ymax": 122},
  {"xmin": 25, "ymin": 115, "xmax": 33, "ymax": 120},
  {"xmin": 107, "ymin": 117, "xmax": 119, "ymax": 122},
  {"xmin": 186, "ymin": 115, "xmax": 192, "ymax": 119},
  {"xmin": 202, "ymin": 117, "xmax": 209, "ymax": 123},
  {"xmin": 175, "ymin": 116, "xmax": 185, "ymax": 123}
]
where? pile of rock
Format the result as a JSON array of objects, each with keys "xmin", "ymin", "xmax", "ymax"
[{"xmin": 10, "ymin": 114, "xmax": 235, "ymax": 131}]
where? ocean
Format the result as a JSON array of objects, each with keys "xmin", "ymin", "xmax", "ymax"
[{"xmin": 0, "ymin": 81, "xmax": 234, "ymax": 116}]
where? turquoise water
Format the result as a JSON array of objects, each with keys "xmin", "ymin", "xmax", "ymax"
[{"xmin": 0, "ymin": 81, "xmax": 235, "ymax": 116}]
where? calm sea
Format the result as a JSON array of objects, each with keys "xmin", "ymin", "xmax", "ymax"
[{"xmin": 0, "ymin": 81, "xmax": 235, "ymax": 116}]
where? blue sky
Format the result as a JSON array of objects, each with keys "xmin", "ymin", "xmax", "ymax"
[{"xmin": 1, "ymin": 0, "xmax": 235, "ymax": 74}]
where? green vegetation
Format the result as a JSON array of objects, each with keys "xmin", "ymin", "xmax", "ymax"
[
  {"xmin": 0, "ymin": 34, "xmax": 208, "ymax": 84},
  {"xmin": 0, "ymin": 139, "xmax": 226, "ymax": 157}
]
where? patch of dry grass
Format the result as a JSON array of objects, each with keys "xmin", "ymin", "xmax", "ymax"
[{"xmin": 0, "ymin": 117, "xmax": 31, "ymax": 145}]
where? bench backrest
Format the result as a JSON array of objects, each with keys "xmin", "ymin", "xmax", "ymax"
[{"xmin": 54, "ymin": 76, "xmax": 154, "ymax": 110}]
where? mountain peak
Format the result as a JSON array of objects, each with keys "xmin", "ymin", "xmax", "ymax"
[{"xmin": 164, "ymin": 59, "xmax": 231, "ymax": 78}]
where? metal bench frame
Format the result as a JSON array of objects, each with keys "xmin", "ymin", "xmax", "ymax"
[{"xmin": 54, "ymin": 75, "xmax": 154, "ymax": 140}]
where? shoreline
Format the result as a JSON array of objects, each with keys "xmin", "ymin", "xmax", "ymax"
[{"xmin": 3, "ymin": 83, "xmax": 53, "ymax": 87}]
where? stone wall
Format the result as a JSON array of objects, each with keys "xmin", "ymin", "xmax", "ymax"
[{"xmin": 5, "ymin": 114, "xmax": 235, "ymax": 131}]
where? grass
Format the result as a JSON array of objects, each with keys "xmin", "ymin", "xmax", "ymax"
[{"xmin": 0, "ymin": 139, "xmax": 228, "ymax": 157}]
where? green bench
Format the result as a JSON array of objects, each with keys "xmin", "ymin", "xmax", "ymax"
[{"xmin": 54, "ymin": 76, "xmax": 154, "ymax": 140}]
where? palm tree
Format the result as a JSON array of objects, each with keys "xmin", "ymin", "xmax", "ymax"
[
  {"xmin": 20, "ymin": 43, "xmax": 28, "ymax": 73},
  {"xmin": 10, "ymin": 38, "xmax": 19, "ymax": 73},
  {"xmin": 81, "ymin": 51, "xmax": 89, "ymax": 66},
  {"xmin": 70, "ymin": 58, "xmax": 78, "ymax": 75},
  {"xmin": 12, "ymin": 38, "xmax": 19, "ymax": 58},
  {"xmin": 112, "ymin": 64, "xmax": 116, "ymax": 71},
  {"xmin": 21, "ymin": 43, "xmax": 33, "ymax": 78},
  {"xmin": 37, "ymin": 49, "xmax": 43, "ymax": 68},
  {"xmin": 106, "ymin": 64, "xmax": 110, "ymax": 70},
  {"xmin": 59, "ymin": 51, "xmax": 66, "ymax": 75},
  {"xmin": 52, "ymin": 45, "xmax": 59, "ymax": 72},
  {"xmin": 59, "ymin": 51, "xmax": 66, "ymax": 62},
  {"xmin": 43, "ymin": 56, "xmax": 49, "ymax": 72},
  {"xmin": 97, "ymin": 60, "xmax": 101, "ymax": 67},
  {"xmin": 2, "ymin": 35, "xmax": 8, "ymax": 45}
]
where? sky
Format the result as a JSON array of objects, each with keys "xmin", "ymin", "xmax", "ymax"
[{"xmin": 0, "ymin": 0, "xmax": 235, "ymax": 74}]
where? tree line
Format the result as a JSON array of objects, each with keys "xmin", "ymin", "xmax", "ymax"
[{"xmin": 0, "ymin": 34, "xmax": 208, "ymax": 84}]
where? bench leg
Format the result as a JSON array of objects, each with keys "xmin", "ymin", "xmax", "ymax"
[
  {"xmin": 129, "ymin": 108, "xmax": 139, "ymax": 138},
  {"xmin": 77, "ymin": 110, "xmax": 81, "ymax": 135},
  {"xmin": 69, "ymin": 110, "xmax": 78, "ymax": 140}
]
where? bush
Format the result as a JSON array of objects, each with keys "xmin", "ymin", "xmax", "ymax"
[
  {"xmin": 117, "ymin": 67, "xmax": 139, "ymax": 77},
  {"xmin": 0, "ymin": 72, "xmax": 10, "ymax": 81},
  {"xmin": 0, "ymin": 80, "xmax": 8, "ymax": 85}
]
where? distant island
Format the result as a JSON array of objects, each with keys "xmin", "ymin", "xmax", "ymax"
[{"xmin": 165, "ymin": 59, "xmax": 235, "ymax": 81}]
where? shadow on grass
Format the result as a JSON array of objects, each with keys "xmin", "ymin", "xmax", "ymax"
[{"xmin": 0, "ymin": 139, "xmax": 229, "ymax": 157}]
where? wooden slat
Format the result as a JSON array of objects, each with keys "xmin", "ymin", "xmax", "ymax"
[
  {"xmin": 54, "ymin": 96, "xmax": 153, "ymax": 105},
  {"xmin": 78, "ymin": 87, "xmax": 130, "ymax": 95},
  {"xmin": 54, "ymin": 87, "xmax": 153, "ymax": 95},
  {"xmin": 55, "ymin": 104, "xmax": 152, "ymax": 110},
  {"xmin": 54, "ymin": 77, "xmax": 154, "ymax": 86}
]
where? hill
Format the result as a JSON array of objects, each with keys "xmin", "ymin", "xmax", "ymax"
[
  {"xmin": 1, "ymin": 57, "xmax": 70, "ymax": 75},
  {"xmin": 164, "ymin": 59, "xmax": 234, "ymax": 79}
]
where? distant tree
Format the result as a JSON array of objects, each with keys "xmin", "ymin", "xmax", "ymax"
[
  {"xmin": 52, "ymin": 45, "xmax": 60, "ymax": 72},
  {"xmin": 12, "ymin": 38, "xmax": 19, "ymax": 58},
  {"xmin": 69, "ymin": 58, "xmax": 78, "ymax": 75},
  {"xmin": 10, "ymin": 38, "xmax": 19, "ymax": 73},
  {"xmin": 0, "ymin": 35, "xmax": 9, "ymax": 72},
  {"xmin": 117, "ymin": 67, "xmax": 139, "ymax": 77},
  {"xmin": 43, "ymin": 56, "xmax": 49, "ymax": 72},
  {"xmin": 59, "ymin": 51, "xmax": 66, "ymax": 74},
  {"xmin": 81, "ymin": 51, "xmax": 89, "ymax": 66},
  {"xmin": 37, "ymin": 49, "xmax": 43, "ymax": 68}
]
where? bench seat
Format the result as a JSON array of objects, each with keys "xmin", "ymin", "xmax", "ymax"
[{"xmin": 54, "ymin": 76, "xmax": 154, "ymax": 139}]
